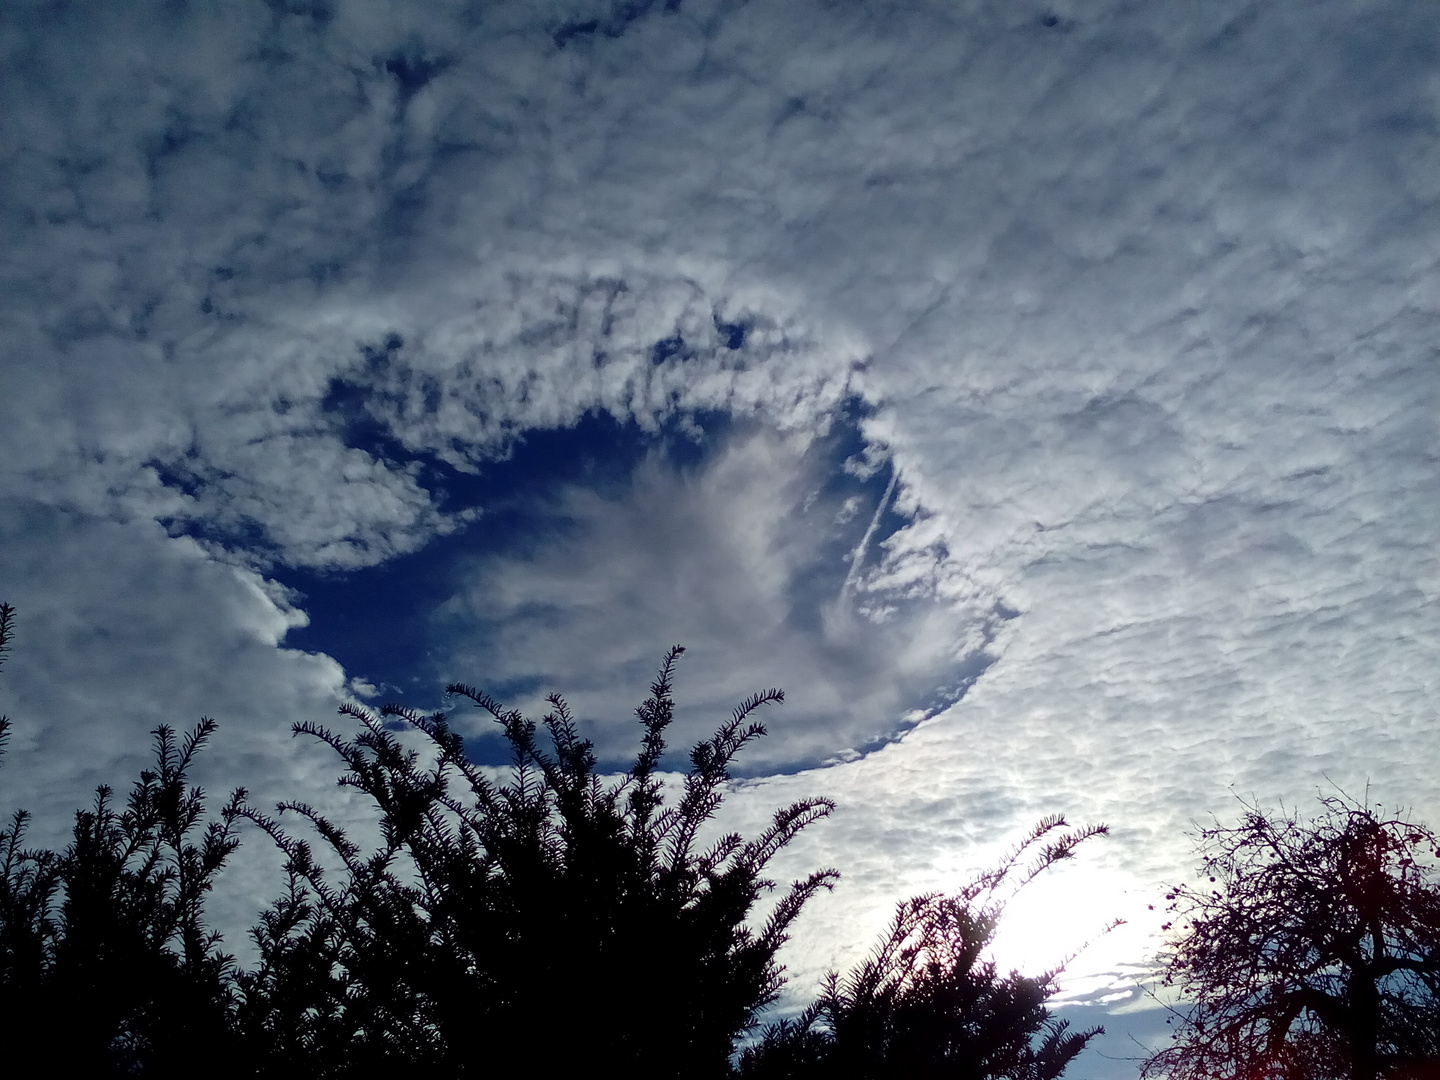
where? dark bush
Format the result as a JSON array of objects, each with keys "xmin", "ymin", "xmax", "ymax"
[
  {"xmin": 1, "ymin": 602, "xmax": 1110, "ymax": 1080},
  {"xmin": 739, "ymin": 816, "xmax": 1109, "ymax": 1080},
  {"xmin": 1, "ymin": 600, "xmax": 245, "ymax": 1075},
  {"xmin": 236, "ymin": 645, "xmax": 837, "ymax": 1078},
  {"xmin": 1144, "ymin": 796, "xmax": 1440, "ymax": 1080}
]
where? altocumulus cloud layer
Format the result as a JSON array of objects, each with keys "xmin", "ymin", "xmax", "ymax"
[{"xmin": 2, "ymin": 1, "xmax": 1438, "ymax": 1071}]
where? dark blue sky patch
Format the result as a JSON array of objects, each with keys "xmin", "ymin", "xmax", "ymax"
[
  {"xmin": 434, "ymin": 405, "xmax": 723, "ymax": 509},
  {"xmin": 266, "ymin": 399, "xmax": 949, "ymax": 772},
  {"xmin": 319, "ymin": 383, "xmax": 415, "ymax": 468},
  {"xmin": 551, "ymin": 0, "xmax": 676, "ymax": 49},
  {"xmin": 159, "ymin": 510, "xmax": 276, "ymax": 559},
  {"xmin": 382, "ymin": 52, "xmax": 453, "ymax": 101},
  {"xmin": 262, "ymin": 0, "xmax": 335, "ymax": 25},
  {"xmin": 272, "ymin": 535, "xmax": 459, "ymax": 700},
  {"xmin": 272, "ymin": 408, "xmax": 730, "ymax": 704},
  {"xmin": 651, "ymin": 334, "xmax": 691, "ymax": 365},
  {"xmin": 319, "ymin": 334, "xmax": 418, "ymax": 467},
  {"xmin": 778, "ymin": 414, "xmax": 904, "ymax": 637},
  {"xmin": 144, "ymin": 119, "xmax": 198, "ymax": 171},
  {"xmin": 552, "ymin": 19, "xmax": 601, "ymax": 49},
  {"xmin": 380, "ymin": 181, "xmax": 431, "ymax": 241},
  {"xmin": 145, "ymin": 456, "xmax": 209, "ymax": 500},
  {"xmin": 715, "ymin": 317, "xmax": 748, "ymax": 350},
  {"xmin": 146, "ymin": 454, "xmax": 282, "ymax": 557}
]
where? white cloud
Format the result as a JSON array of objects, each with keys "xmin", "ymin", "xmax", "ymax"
[
  {"xmin": 436, "ymin": 425, "xmax": 997, "ymax": 770},
  {"xmin": 1, "ymin": 0, "xmax": 1437, "ymax": 1045},
  {"xmin": 0, "ymin": 500, "xmax": 379, "ymax": 950}
]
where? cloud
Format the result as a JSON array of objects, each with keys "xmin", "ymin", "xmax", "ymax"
[
  {"xmin": 0, "ymin": 499, "xmax": 379, "ymax": 947},
  {"xmin": 6, "ymin": 0, "xmax": 1433, "ymax": 576},
  {"xmin": 1, "ymin": 0, "xmax": 1438, "ymax": 1039},
  {"xmin": 434, "ymin": 422, "xmax": 1001, "ymax": 771}
]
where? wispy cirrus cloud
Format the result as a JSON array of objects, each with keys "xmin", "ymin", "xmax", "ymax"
[{"xmin": 434, "ymin": 421, "xmax": 1002, "ymax": 772}]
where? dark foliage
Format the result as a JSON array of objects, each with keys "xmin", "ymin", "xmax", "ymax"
[
  {"xmin": 1, "ymin": 602, "xmax": 1109, "ymax": 1080},
  {"xmin": 0, "ymin": 601, "xmax": 61, "ymax": 1041},
  {"xmin": 739, "ymin": 816, "xmax": 1109, "ymax": 1080},
  {"xmin": 1144, "ymin": 795, "xmax": 1440, "ymax": 1080},
  {"xmin": 1, "ymin": 602, "xmax": 246, "ymax": 1076},
  {"xmin": 235, "ymin": 645, "xmax": 838, "ymax": 1078}
]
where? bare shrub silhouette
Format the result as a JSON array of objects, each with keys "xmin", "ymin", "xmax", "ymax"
[{"xmin": 1144, "ymin": 795, "xmax": 1440, "ymax": 1080}]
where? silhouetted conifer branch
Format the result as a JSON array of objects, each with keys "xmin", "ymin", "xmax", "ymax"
[
  {"xmin": 739, "ymin": 821, "xmax": 1111, "ymax": 1080},
  {"xmin": 0, "ymin": 603, "xmax": 1119, "ymax": 1079},
  {"xmin": 231, "ymin": 649, "xmax": 838, "ymax": 1076}
]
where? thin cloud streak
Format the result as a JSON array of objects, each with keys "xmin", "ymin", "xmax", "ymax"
[{"xmin": 839, "ymin": 468, "xmax": 897, "ymax": 608}]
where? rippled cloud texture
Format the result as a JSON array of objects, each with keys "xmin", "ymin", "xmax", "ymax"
[{"xmin": 2, "ymin": 2, "xmax": 1437, "ymax": 1072}]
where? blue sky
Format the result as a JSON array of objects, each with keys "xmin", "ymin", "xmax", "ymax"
[{"xmin": 2, "ymin": 1, "xmax": 1438, "ymax": 1074}]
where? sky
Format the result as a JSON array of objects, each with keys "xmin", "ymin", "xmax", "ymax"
[{"xmin": 1, "ymin": 0, "xmax": 1438, "ymax": 1074}]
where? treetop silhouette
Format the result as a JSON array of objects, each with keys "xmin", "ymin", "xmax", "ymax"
[
  {"xmin": 1144, "ymin": 794, "xmax": 1440, "ymax": 1080},
  {"xmin": 740, "ymin": 816, "xmax": 1111, "ymax": 1080},
  {"xmin": 237, "ymin": 644, "xmax": 838, "ymax": 1077},
  {"xmin": 2, "ymin": 602, "xmax": 246, "ymax": 1075},
  {"xmin": 1, "ymin": 603, "xmax": 1113, "ymax": 1079}
]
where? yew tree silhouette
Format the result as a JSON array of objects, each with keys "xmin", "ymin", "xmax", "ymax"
[
  {"xmin": 738, "ymin": 817, "xmax": 1109, "ymax": 1080},
  {"xmin": 1, "ymin": 599, "xmax": 1113, "ymax": 1079},
  {"xmin": 0, "ymin": 604, "xmax": 246, "ymax": 1077},
  {"xmin": 236, "ymin": 645, "xmax": 838, "ymax": 1078}
]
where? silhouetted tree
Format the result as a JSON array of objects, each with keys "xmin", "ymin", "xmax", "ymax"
[
  {"xmin": 237, "ymin": 645, "xmax": 839, "ymax": 1078},
  {"xmin": 0, "ymin": 602, "xmax": 64, "ymax": 1041},
  {"xmin": 1, "ymin": 600, "xmax": 1118, "ymax": 1079},
  {"xmin": 46, "ymin": 722, "xmax": 246, "ymax": 1075},
  {"xmin": 0, "ymin": 603, "xmax": 246, "ymax": 1076},
  {"xmin": 1143, "ymin": 796, "xmax": 1440, "ymax": 1080},
  {"xmin": 739, "ymin": 816, "xmax": 1109, "ymax": 1080}
]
